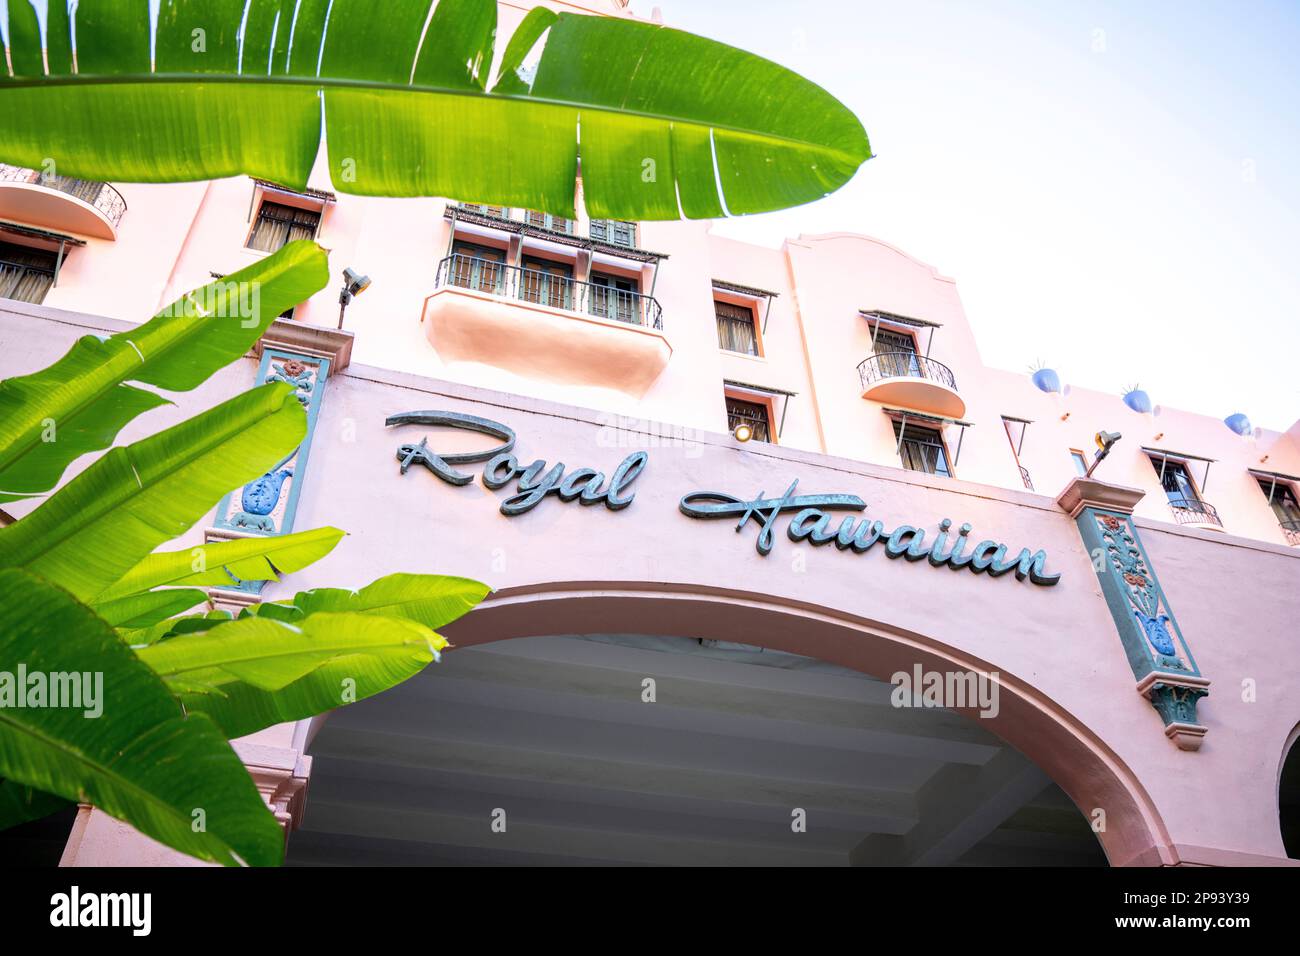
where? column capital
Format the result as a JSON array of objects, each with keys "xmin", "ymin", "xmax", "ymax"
[
  {"xmin": 255, "ymin": 318, "xmax": 354, "ymax": 377},
  {"xmin": 1056, "ymin": 476, "xmax": 1145, "ymax": 518}
]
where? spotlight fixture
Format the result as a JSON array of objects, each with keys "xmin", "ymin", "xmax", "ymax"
[
  {"xmin": 1086, "ymin": 430, "xmax": 1122, "ymax": 477},
  {"xmin": 732, "ymin": 422, "xmax": 754, "ymax": 443},
  {"xmin": 337, "ymin": 267, "xmax": 372, "ymax": 328}
]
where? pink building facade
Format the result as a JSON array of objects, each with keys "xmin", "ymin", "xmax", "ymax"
[{"xmin": 1, "ymin": 0, "xmax": 1298, "ymax": 867}]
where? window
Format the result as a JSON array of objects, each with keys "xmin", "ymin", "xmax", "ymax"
[
  {"xmin": 448, "ymin": 241, "xmax": 506, "ymax": 293},
  {"xmin": 459, "ymin": 202, "xmax": 507, "ymax": 217},
  {"xmin": 873, "ymin": 328, "xmax": 922, "ymax": 377},
  {"xmin": 0, "ymin": 241, "xmax": 58, "ymax": 304},
  {"xmin": 519, "ymin": 256, "xmax": 573, "ymax": 309},
  {"xmin": 726, "ymin": 397, "xmax": 772, "ymax": 443},
  {"xmin": 894, "ymin": 419, "xmax": 951, "ymax": 477},
  {"xmin": 715, "ymin": 300, "xmax": 760, "ymax": 355},
  {"xmin": 525, "ymin": 210, "xmax": 573, "ymax": 234},
  {"xmin": 1071, "ymin": 450, "xmax": 1089, "ymax": 476},
  {"xmin": 1260, "ymin": 479, "xmax": 1300, "ymax": 544},
  {"xmin": 1000, "ymin": 416, "xmax": 1032, "ymax": 490},
  {"xmin": 1149, "ymin": 457, "xmax": 1200, "ymax": 504},
  {"xmin": 247, "ymin": 200, "xmax": 320, "ymax": 252},
  {"xmin": 589, "ymin": 272, "xmax": 640, "ymax": 325},
  {"xmin": 590, "ymin": 219, "xmax": 637, "ymax": 248}
]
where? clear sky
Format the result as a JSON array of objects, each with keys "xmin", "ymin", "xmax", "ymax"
[{"xmin": 631, "ymin": 0, "xmax": 1300, "ymax": 431}]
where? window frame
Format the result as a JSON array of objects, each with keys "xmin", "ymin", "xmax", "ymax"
[
  {"xmin": 891, "ymin": 416, "xmax": 954, "ymax": 478},
  {"xmin": 590, "ymin": 218, "xmax": 638, "ymax": 249},
  {"xmin": 0, "ymin": 238, "xmax": 59, "ymax": 305},
  {"xmin": 872, "ymin": 326, "xmax": 923, "ymax": 378},
  {"xmin": 999, "ymin": 416, "xmax": 1033, "ymax": 490},
  {"xmin": 1258, "ymin": 477, "xmax": 1300, "ymax": 523},
  {"xmin": 524, "ymin": 209, "xmax": 574, "ymax": 235},
  {"xmin": 723, "ymin": 387, "xmax": 777, "ymax": 444},
  {"xmin": 1148, "ymin": 455, "xmax": 1203, "ymax": 504},
  {"xmin": 714, "ymin": 295, "xmax": 764, "ymax": 357},
  {"xmin": 1070, "ymin": 450, "xmax": 1090, "ymax": 477},
  {"xmin": 447, "ymin": 239, "xmax": 509, "ymax": 294},
  {"xmin": 245, "ymin": 196, "xmax": 323, "ymax": 253}
]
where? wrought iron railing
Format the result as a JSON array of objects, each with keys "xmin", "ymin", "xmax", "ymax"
[
  {"xmin": 0, "ymin": 163, "xmax": 127, "ymax": 229},
  {"xmin": 1280, "ymin": 518, "xmax": 1300, "ymax": 546},
  {"xmin": 435, "ymin": 253, "xmax": 664, "ymax": 330},
  {"xmin": 857, "ymin": 352, "xmax": 958, "ymax": 392},
  {"xmin": 1168, "ymin": 496, "xmax": 1222, "ymax": 528}
]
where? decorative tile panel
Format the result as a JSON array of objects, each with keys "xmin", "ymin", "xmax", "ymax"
[
  {"xmin": 1073, "ymin": 504, "xmax": 1210, "ymax": 750},
  {"xmin": 209, "ymin": 347, "xmax": 331, "ymax": 595}
]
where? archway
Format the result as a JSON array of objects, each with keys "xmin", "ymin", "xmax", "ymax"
[
  {"xmin": 288, "ymin": 582, "xmax": 1174, "ymax": 866},
  {"xmin": 1280, "ymin": 724, "xmax": 1300, "ymax": 859}
]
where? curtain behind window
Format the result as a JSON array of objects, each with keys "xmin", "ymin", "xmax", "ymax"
[
  {"xmin": 0, "ymin": 241, "xmax": 57, "ymax": 304},
  {"xmin": 715, "ymin": 301, "xmax": 758, "ymax": 355},
  {"xmin": 248, "ymin": 201, "xmax": 321, "ymax": 252}
]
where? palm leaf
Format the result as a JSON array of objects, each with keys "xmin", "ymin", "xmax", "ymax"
[
  {"xmin": 0, "ymin": 0, "xmax": 870, "ymax": 219},
  {"xmin": 137, "ymin": 610, "xmax": 447, "ymax": 739},
  {"xmin": 0, "ymin": 241, "xmax": 328, "ymax": 503},
  {"xmin": 93, "ymin": 525, "xmax": 346, "ymax": 603},
  {"xmin": 0, "ymin": 382, "xmax": 305, "ymax": 601},
  {"xmin": 0, "ymin": 568, "xmax": 284, "ymax": 866}
]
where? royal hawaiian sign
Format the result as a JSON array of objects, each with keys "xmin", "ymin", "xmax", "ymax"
[{"xmin": 388, "ymin": 411, "xmax": 1061, "ymax": 587}]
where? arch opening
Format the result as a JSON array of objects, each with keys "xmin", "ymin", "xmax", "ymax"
[{"xmin": 289, "ymin": 582, "xmax": 1173, "ymax": 866}]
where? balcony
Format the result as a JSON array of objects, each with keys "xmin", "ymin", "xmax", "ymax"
[
  {"xmin": 857, "ymin": 352, "xmax": 965, "ymax": 419},
  {"xmin": 421, "ymin": 253, "xmax": 670, "ymax": 397},
  {"xmin": 0, "ymin": 164, "xmax": 126, "ymax": 240},
  {"xmin": 1168, "ymin": 496, "xmax": 1223, "ymax": 531}
]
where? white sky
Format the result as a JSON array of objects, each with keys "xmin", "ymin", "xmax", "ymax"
[{"xmin": 633, "ymin": 0, "xmax": 1300, "ymax": 431}]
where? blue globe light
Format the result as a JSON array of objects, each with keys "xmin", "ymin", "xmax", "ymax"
[
  {"xmin": 1224, "ymin": 413, "xmax": 1252, "ymax": 436},
  {"xmin": 1123, "ymin": 389, "xmax": 1153, "ymax": 414},
  {"xmin": 1031, "ymin": 368, "xmax": 1061, "ymax": 394}
]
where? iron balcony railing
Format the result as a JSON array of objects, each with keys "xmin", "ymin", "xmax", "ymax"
[
  {"xmin": 857, "ymin": 351, "xmax": 958, "ymax": 392},
  {"xmin": 0, "ymin": 163, "xmax": 127, "ymax": 229},
  {"xmin": 1168, "ymin": 496, "xmax": 1222, "ymax": 528},
  {"xmin": 436, "ymin": 253, "xmax": 664, "ymax": 331},
  {"xmin": 1279, "ymin": 518, "xmax": 1300, "ymax": 547}
]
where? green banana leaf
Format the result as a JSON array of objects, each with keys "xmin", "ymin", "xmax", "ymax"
[
  {"xmin": 0, "ymin": 241, "xmax": 328, "ymax": 504},
  {"xmin": 0, "ymin": 0, "xmax": 870, "ymax": 219},
  {"xmin": 120, "ymin": 609, "xmax": 236, "ymax": 648},
  {"xmin": 93, "ymin": 525, "xmax": 346, "ymax": 603},
  {"xmin": 137, "ymin": 610, "xmax": 449, "ymax": 739},
  {"xmin": 0, "ymin": 779, "xmax": 71, "ymax": 830},
  {"xmin": 93, "ymin": 587, "xmax": 211, "ymax": 629},
  {"xmin": 0, "ymin": 568, "xmax": 284, "ymax": 865},
  {"xmin": 0, "ymin": 382, "xmax": 305, "ymax": 601},
  {"xmin": 134, "ymin": 572, "xmax": 490, "ymax": 637},
  {"xmin": 268, "ymin": 572, "xmax": 490, "ymax": 630}
]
